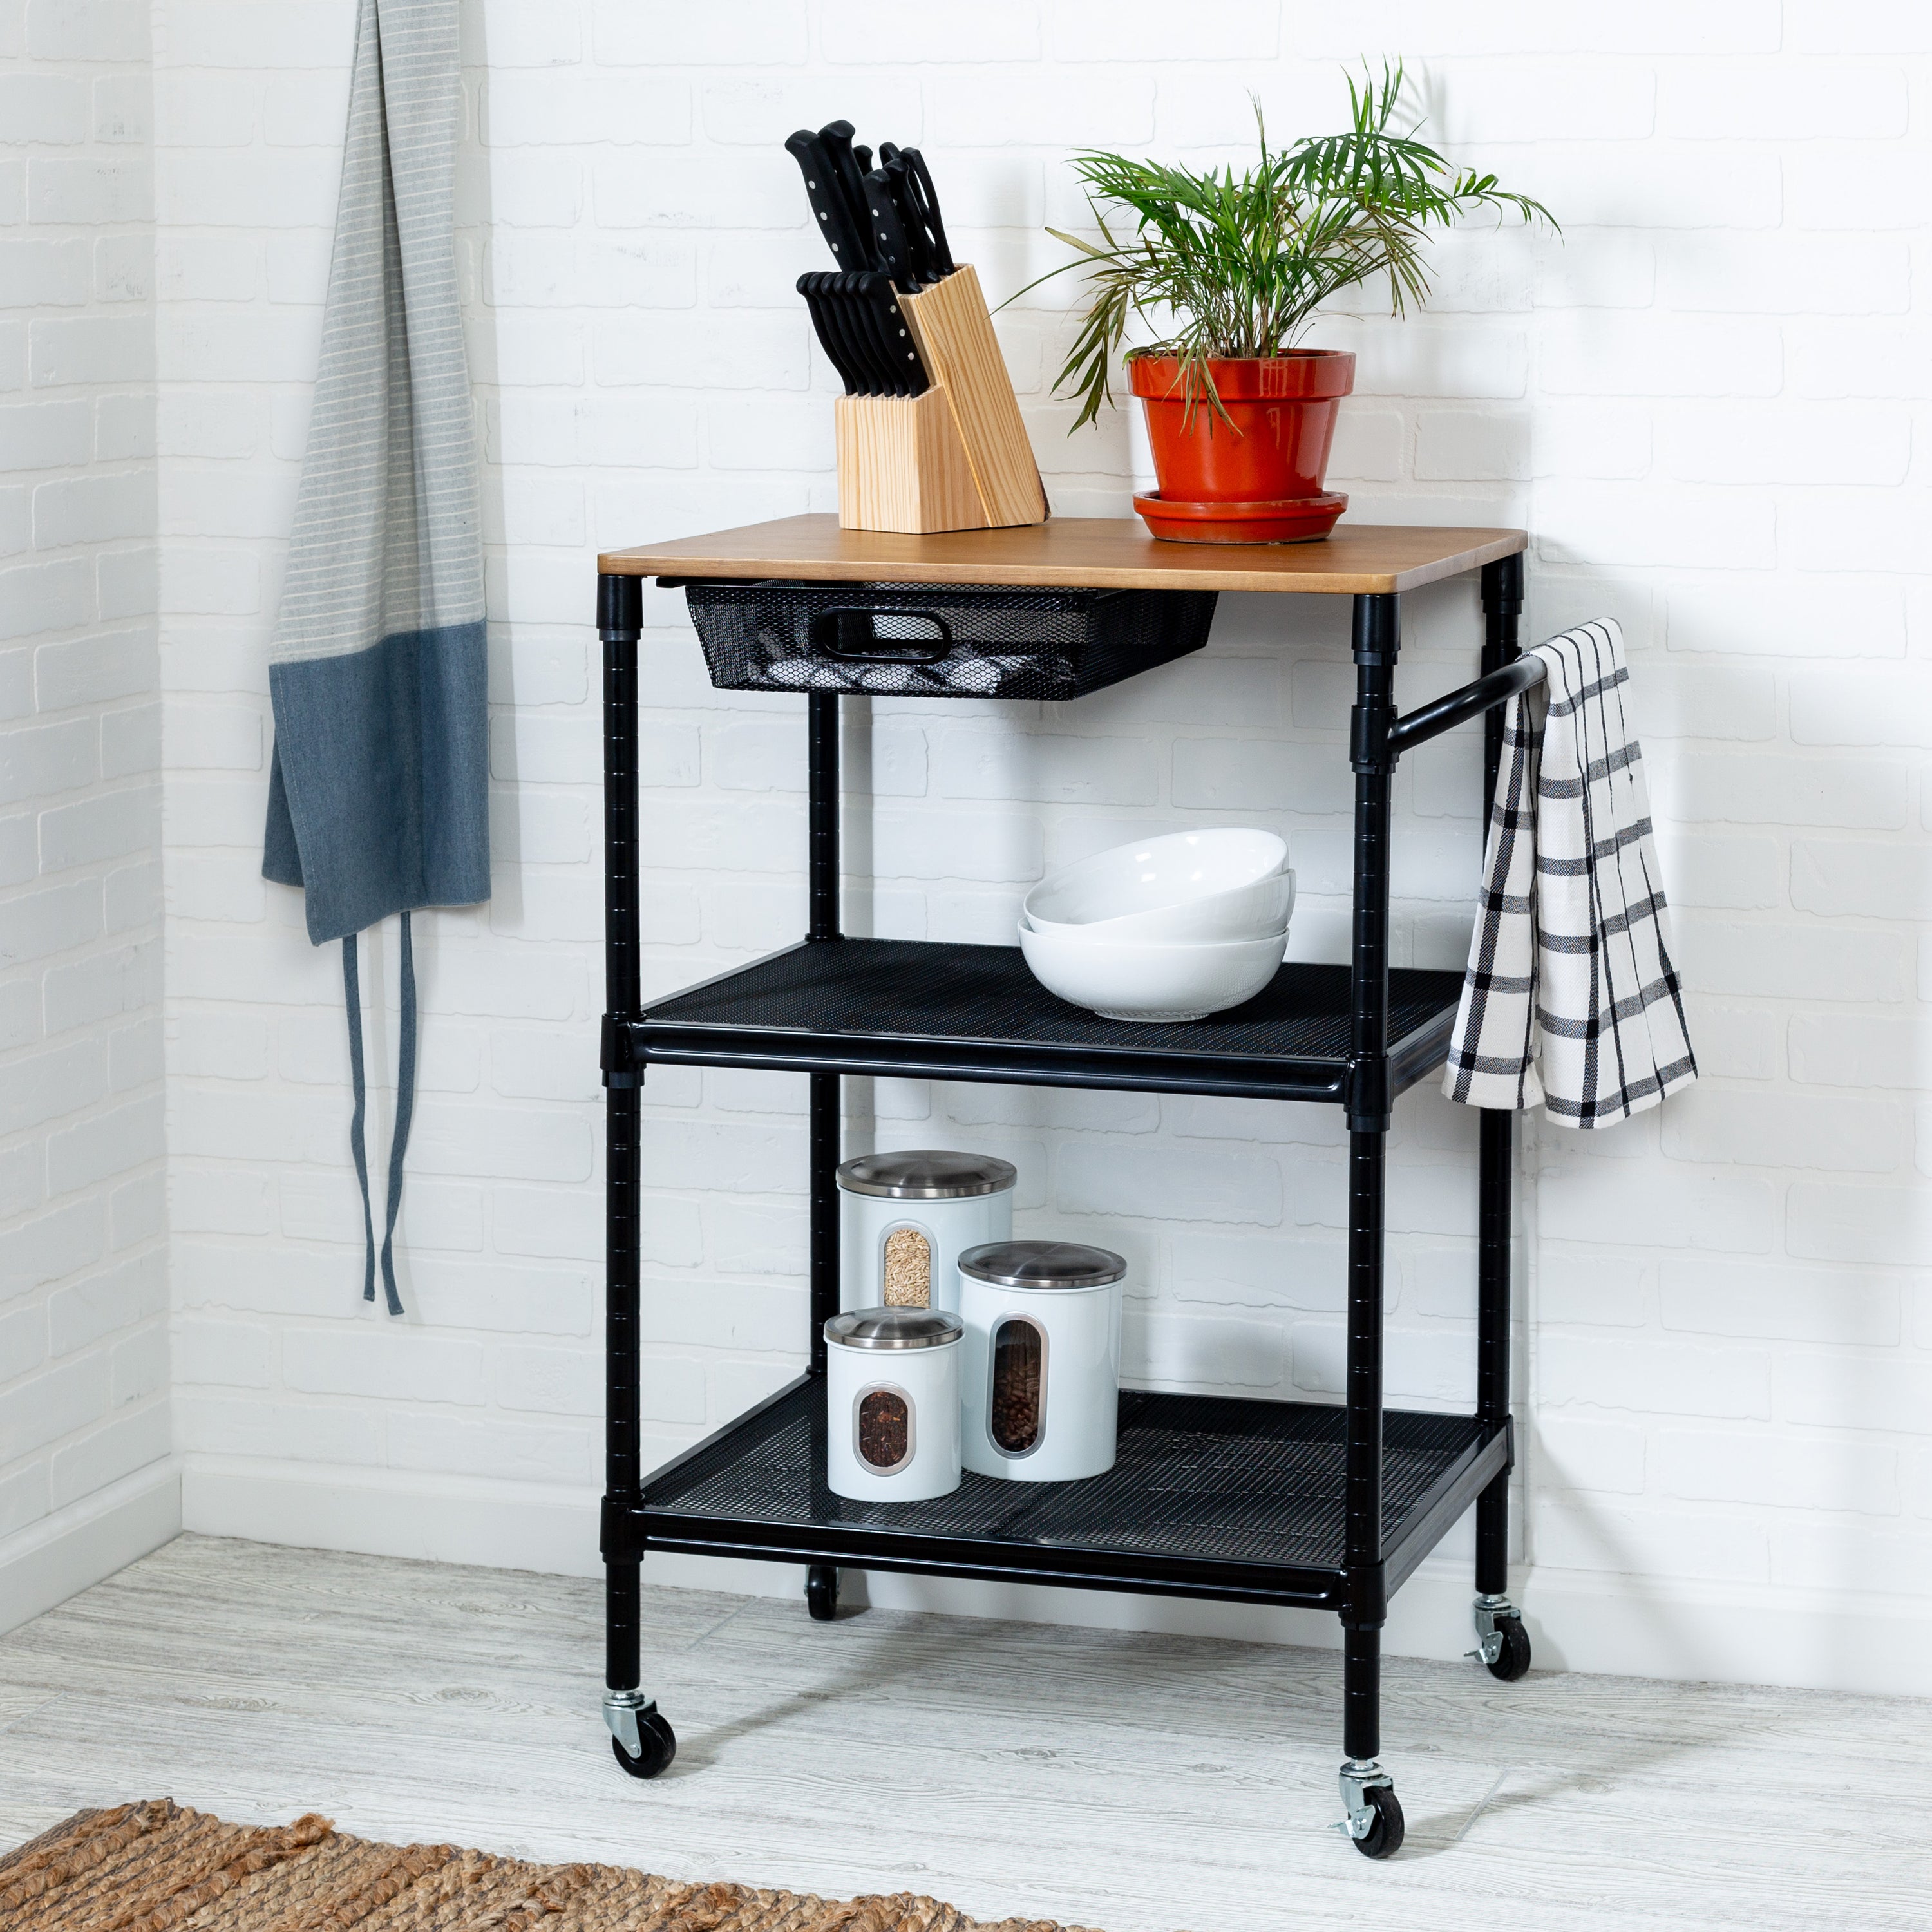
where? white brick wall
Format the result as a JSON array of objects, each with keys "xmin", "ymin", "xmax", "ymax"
[
  {"xmin": 3, "ymin": 0, "xmax": 1926, "ymax": 1683},
  {"xmin": 0, "ymin": 0, "xmax": 167, "ymax": 1580}
]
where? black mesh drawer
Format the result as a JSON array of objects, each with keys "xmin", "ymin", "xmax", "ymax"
[{"xmin": 685, "ymin": 579, "xmax": 1217, "ymax": 701}]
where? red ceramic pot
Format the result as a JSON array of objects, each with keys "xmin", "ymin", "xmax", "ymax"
[{"xmin": 1128, "ymin": 350, "xmax": 1355, "ymax": 543}]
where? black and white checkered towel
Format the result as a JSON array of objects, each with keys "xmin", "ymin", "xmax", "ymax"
[{"xmin": 1443, "ymin": 618, "xmax": 1696, "ymax": 1128}]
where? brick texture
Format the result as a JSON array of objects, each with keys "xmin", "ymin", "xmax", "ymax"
[{"xmin": 0, "ymin": 0, "xmax": 166, "ymax": 1574}]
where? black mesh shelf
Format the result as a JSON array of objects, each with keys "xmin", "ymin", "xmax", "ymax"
[
  {"xmin": 634, "ymin": 1379, "xmax": 1508, "ymax": 1609},
  {"xmin": 629, "ymin": 939, "xmax": 1464, "ymax": 1103}
]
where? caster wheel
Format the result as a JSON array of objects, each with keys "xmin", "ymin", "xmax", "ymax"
[
  {"xmin": 1352, "ymin": 1785, "xmax": 1405, "ymax": 1860},
  {"xmin": 1486, "ymin": 1615, "xmax": 1531, "ymax": 1683},
  {"xmin": 806, "ymin": 1564, "xmax": 838, "ymax": 1623},
  {"xmin": 611, "ymin": 1709, "xmax": 676, "ymax": 1780}
]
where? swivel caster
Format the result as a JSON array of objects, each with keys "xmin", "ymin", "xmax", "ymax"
[
  {"xmin": 1470, "ymin": 1595, "xmax": 1532, "ymax": 1682},
  {"xmin": 806, "ymin": 1564, "xmax": 839, "ymax": 1622},
  {"xmin": 1337, "ymin": 1761, "xmax": 1404, "ymax": 1859},
  {"xmin": 604, "ymin": 1690, "xmax": 676, "ymax": 1780}
]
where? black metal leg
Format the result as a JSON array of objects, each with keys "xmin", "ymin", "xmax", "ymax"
[
  {"xmin": 1344, "ymin": 1122, "xmax": 1387, "ymax": 1662},
  {"xmin": 808, "ymin": 692, "xmax": 840, "ymax": 946},
  {"xmin": 810, "ymin": 1073, "xmax": 839, "ymax": 1376},
  {"xmin": 1475, "ymin": 556, "xmax": 1524, "ymax": 1602},
  {"xmin": 1479, "ymin": 554, "xmax": 1523, "ymax": 803},
  {"xmin": 599, "ymin": 573, "xmax": 645, "ymax": 1706},
  {"xmin": 806, "ymin": 691, "xmax": 841, "ymax": 1376},
  {"xmin": 1475, "ymin": 1108, "xmax": 1512, "ymax": 1596},
  {"xmin": 1343, "ymin": 1624, "xmax": 1381, "ymax": 1761},
  {"xmin": 1341, "ymin": 591, "xmax": 1397, "ymax": 1825},
  {"xmin": 806, "ymin": 695, "xmax": 842, "ymax": 1620}
]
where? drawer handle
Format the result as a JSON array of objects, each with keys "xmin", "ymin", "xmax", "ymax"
[{"xmin": 811, "ymin": 607, "xmax": 952, "ymax": 664}]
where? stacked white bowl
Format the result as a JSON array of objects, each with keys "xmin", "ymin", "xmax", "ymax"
[{"xmin": 1018, "ymin": 829, "xmax": 1295, "ymax": 1022}]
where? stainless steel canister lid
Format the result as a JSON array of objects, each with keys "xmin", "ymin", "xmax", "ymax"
[
  {"xmin": 837, "ymin": 1150, "xmax": 1019, "ymax": 1200},
  {"xmin": 958, "ymin": 1240, "xmax": 1127, "ymax": 1290},
  {"xmin": 824, "ymin": 1307, "xmax": 965, "ymax": 1350}
]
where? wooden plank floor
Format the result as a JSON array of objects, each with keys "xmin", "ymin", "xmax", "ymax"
[{"xmin": 0, "ymin": 1537, "xmax": 1923, "ymax": 1931}]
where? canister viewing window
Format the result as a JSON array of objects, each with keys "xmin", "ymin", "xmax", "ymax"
[
  {"xmin": 882, "ymin": 1226, "xmax": 931, "ymax": 1307},
  {"xmin": 856, "ymin": 1386, "xmax": 913, "ymax": 1472},
  {"xmin": 989, "ymin": 1315, "xmax": 1045, "ymax": 1455}
]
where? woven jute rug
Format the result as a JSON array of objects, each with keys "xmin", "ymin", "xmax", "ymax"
[{"xmin": 0, "ymin": 1799, "xmax": 1097, "ymax": 1932}]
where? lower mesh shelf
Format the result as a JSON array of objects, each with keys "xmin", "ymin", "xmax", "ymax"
[{"xmin": 642, "ymin": 1383, "xmax": 1488, "ymax": 1577}]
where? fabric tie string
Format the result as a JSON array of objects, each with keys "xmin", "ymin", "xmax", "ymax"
[{"xmin": 340, "ymin": 911, "xmax": 418, "ymax": 1316}]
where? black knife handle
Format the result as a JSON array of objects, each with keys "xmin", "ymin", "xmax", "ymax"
[
  {"xmin": 817, "ymin": 120, "xmax": 872, "ymax": 258},
  {"xmin": 857, "ymin": 271, "xmax": 927, "ymax": 397},
  {"xmin": 861, "ymin": 168, "xmax": 916, "ymax": 291},
  {"xmin": 797, "ymin": 273, "xmax": 860, "ymax": 395},
  {"xmin": 900, "ymin": 148, "xmax": 954, "ymax": 278},
  {"xmin": 820, "ymin": 271, "xmax": 888, "ymax": 395},
  {"xmin": 785, "ymin": 130, "xmax": 868, "ymax": 269},
  {"xmin": 882, "ymin": 157, "xmax": 937, "ymax": 287}
]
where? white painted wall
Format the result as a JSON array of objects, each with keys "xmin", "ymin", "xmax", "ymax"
[
  {"xmin": 3, "ymin": 0, "xmax": 1927, "ymax": 1690},
  {"xmin": 0, "ymin": 0, "xmax": 175, "ymax": 1632}
]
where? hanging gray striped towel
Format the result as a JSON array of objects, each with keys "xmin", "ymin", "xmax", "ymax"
[
  {"xmin": 1443, "ymin": 619, "xmax": 1696, "ymax": 1127},
  {"xmin": 262, "ymin": 0, "xmax": 485, "ymax": 1312}
]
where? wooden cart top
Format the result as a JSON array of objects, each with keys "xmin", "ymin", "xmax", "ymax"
[{"xmin": 600, "ymin": 515, "xmax": 1526, "ymax": 597}]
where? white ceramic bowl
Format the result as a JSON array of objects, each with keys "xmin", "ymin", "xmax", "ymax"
[
  {"xmin": 1018, "ymin": 920, "xmax": 1288, "ymax": 1022},
  {"xmin": 1030, "ymin": 868, "xmax": 1296, "ymax": 944},
  {"xmin": 1025, "ymin": 828, "xmax": 1289, "ymax": 938}
]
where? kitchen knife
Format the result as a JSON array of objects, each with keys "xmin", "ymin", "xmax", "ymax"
[
  {"xmin": 854, "ymin": 270, "xmax": 927, "ymax": 396},
  {"xmin": 835, "ymin": 271, "xmax": 900, "ymax": 395},
  {"xmin": 860, "ymin": 167, "xmax": 919, "ymax": 291},
  {"xmin": 806, "ymin": 270, "xmax": 883, "ymax": 394},
  {"xmin": 882, "ymin": 156, "xmax": 939, "ymax": 287},
  {"xmin": 784, "ymin": 129, "xmax": 870, "ymax": 269},
  {"xmin": 833, "ymin": 272, "xmax": 889, "ymax": 396},
  {"xmin": 898, "ymin": 147, "xmax": 956, "ymax": 278},
  {"xmin": 817, "ymin": 120, "xmax": 873, "ymax": 262},
  {"xmin": 853, "ymin": 143, "xmax": 873, "ymax": 175},
  {"xmin": 797, "ymin": 272, "xmax": 861, "ymax": 393}
]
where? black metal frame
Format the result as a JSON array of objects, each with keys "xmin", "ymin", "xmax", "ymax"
[{"xmin": 595, "ymin": 550, "xmax": 1525, "ymax": 1781}]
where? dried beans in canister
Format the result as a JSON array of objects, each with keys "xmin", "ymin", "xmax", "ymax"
[{"xmin": 990, "ymin": 1322, "xmax": 1042, "ymax": 1453}]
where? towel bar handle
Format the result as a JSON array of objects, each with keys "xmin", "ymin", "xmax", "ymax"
[{"xmin": 1386, "ymin": 653, "xmax": 1546, "ymax": 759}]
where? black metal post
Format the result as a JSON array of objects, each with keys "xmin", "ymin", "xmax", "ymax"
[
  {"xmin": 806, "ymin": 693, "xmax": 841, "ymax": 1379},
  {"xmin": 1475, "ymin": 553, "xmax": 1524, "ymax": 1598},
  {"xmin": 1343, "ymin": 591, "xmax": 1399, "ymax": 1761},
  {"xmin": 599, "ymin": 571, "xmax": 644, "ymax": 1695},
  {"xmin": 1479, "ymin": 554, "xmax": 1523, "ymax": 835},
  {"xmin": 805, "ymin": 693, "xmax": 843, "ymax": 1620}
]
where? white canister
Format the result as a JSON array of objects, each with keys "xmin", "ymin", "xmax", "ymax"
[
  {"xmin": 838, "ymin": 1150, "xmax": 1017, "ymax": 1314},
  {"xmin": 958, "ymin": 1241, "xmax": 1125, "ymax": 1483},
  {"xmin": 824, "ymin": 1307, "xmax": 964, "ymax": 1503}
]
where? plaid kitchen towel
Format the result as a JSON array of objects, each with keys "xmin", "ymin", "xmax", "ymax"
[
  {"xmin": 1443, "ymin": 619, "xmax": 1696, "ymax": 1128},
  {"xmin": 261, "ymin": 0, "xmax": 484, "ymax": 1311}
]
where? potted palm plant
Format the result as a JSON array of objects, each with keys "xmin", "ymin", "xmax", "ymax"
[{"xmin": 1027, "ymin": 67, "xmax": 1553, "ymax": 543}]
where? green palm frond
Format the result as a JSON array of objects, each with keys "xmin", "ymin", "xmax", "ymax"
[{"xmin": 1007, "ymin": 62, "xmax": 1557, "ymax": 432}]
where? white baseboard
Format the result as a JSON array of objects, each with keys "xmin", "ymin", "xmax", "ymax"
[
  {"xmin": 0, "ymin": 1461, "xmax": 183, "ymax": 1638},
  {"xmin": 180, "ymin": 1459, "xmax": 1932, "ymax": 1698},
  {"xmin": 183, "ymin": 1462, "xmax": 603, "ymax": 1579}
]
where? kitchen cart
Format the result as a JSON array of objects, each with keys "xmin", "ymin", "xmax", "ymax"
[{"xmin": 593, "ymin": 516, "xmax": 1537, "ymax": 1858}]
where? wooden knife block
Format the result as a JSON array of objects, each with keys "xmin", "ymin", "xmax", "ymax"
[{"xmin": 835, "ymin": 264, "xmax": 1048, "ymax": 535}]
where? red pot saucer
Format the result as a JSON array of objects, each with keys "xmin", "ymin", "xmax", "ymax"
[{"xmin": 1132, "ymin": 491, "xmax": 1348, "ymax": 545}]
